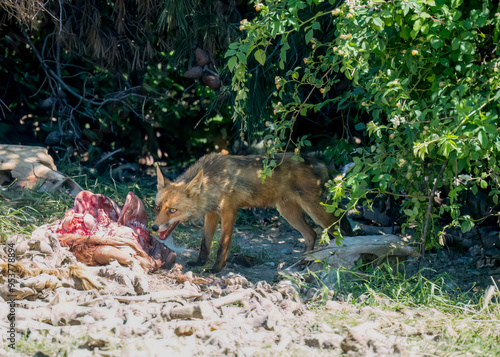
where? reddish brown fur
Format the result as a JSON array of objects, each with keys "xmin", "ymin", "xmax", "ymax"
[{"xmin": 153, "ymin": 153, "xmax": 352, "ymax": 272}]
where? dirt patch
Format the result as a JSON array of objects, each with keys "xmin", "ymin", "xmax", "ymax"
[{"xmin": 172, "ymin": 217, "xmax": 308, "ymax": 283}]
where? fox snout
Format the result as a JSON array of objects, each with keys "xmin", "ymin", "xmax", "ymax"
[{"xmin": 151, "ymin": 220, "xmax": 180, "ymax": 240}]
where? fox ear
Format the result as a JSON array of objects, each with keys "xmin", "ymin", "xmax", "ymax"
[
  {"xmin": 187, "ymin": 169, "xmax": 204, "ymax": 194},
  {"xmin": 156, "ymin": 163, "xmax": 171, "ymax": 188}
]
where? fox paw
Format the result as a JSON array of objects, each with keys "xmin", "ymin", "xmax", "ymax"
[
  {"xmin": 185, "ymin": 260, "xmax": 205, "ymax": 268},
  {"xmin": 206, "ymin": 265, "xmax": 223, "ymax": 274}
]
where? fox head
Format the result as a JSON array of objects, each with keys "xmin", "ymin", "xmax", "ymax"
[{"xmin": 152, "ymin": 164, "xmax": 205, "ymax": 240}]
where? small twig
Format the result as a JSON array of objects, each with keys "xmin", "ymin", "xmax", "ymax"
[
  {"xmin": 57, "ymin": 0, "xmax": 63, "ymax": 33},
  {"xmin": 356, "ymin": 189, "xmax": 430, "ymax": 199},
  {"xmin": 420, "ymin": 159, "xmax": 449, "ymax": 262},
  {"xmin": 93, "ymin": 149, "xmax": 122, "ymax": 169},
  {"xmin": 0, "ymin": 98, "xmax": 11, "ymax": 117},
  {"xmin": 22, "ymin": 30, "xmax": 56, "ymax": 95}
]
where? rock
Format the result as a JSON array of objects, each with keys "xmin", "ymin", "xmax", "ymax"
[
  {"xmin": 22, "ymin": 274, "xmax": 62, "ymax": 290},
  {"xmin": 362, "ymin": 206, "xmax": 393, "ymax": 226},
  {"xmin": 280, "ymin": 247, "xmax": 293, "ymax": 255},
  {"xmin": 14, "ymin": 240, "xmax": 29, "ymax": 256},
  {"xmin": 29, "ymin": 240, "xmax": 53, "ymax": 255},
  {"xmin": 303, "ymin": 333, "xmax": 343, "ymax": 349},
  {"xmin": 469, "ymin": 245, "xmax": 481, "ymax": 257},
  {"xmin": 174, "ymin": 324, "xmax": 196, "ymax": 337},
  {"xmin": 325, "ymin": 300, "xmax": 342, "ymax": 311},
  {"xmin": 0, "ymin": 283, "xmax": 36, "ymax": 300},
  {"xmin": 306, "ymin": 288, "xmax": 320, "ymax": 301},
  {"xmin": 263, "ymin": 308, "xmax": 281, "ymax": 331}
]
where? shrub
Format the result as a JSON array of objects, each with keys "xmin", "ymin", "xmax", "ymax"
[{"xmin": 227, "ymin": 0, "xmax": 500, "ymax": 248}]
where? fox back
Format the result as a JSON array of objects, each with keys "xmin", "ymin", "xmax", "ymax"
[{"xmin": 155, "ymin": 153, "xmax": 329, "ymax": 221}]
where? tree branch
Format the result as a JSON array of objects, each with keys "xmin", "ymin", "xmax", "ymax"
[{"xmin": 22, "ymin": 30, "xmax": 144, "ymax": 108}]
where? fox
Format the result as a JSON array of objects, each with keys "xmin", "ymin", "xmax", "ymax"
[{"xmin": 152, "ymin": 153, "xmax": 353, "ymax": 273}]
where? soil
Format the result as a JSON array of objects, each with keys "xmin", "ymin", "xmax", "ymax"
[{"xmin": 172, "ymin": 212, "xmax": 500, "ymax": 291}]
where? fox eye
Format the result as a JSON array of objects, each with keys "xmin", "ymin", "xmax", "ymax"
[
  {"xmin": 154, "ymin": 205, "xmax": 160, "ymax": 213},
  {"xmin": 169, "ymin": 208, "xmax": 177, "ymax": 214}
]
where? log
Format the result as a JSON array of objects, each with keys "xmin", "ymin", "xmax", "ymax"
[
  {"xmin": 0, "ymin": 144, "xmax": 82, "ymax": 196},
  {"xmin": 305, "ymin": 234, "xmax": 418, "ymax": 269}
]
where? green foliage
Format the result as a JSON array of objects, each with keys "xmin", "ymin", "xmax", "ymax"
[{"xmin": 227, "ymin": 0, "xmax": 500, "ymax": 247}]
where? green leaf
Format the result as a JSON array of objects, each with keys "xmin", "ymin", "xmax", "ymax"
[
  {"xmin": 355, "ymin": 122, "xmax": 366, "ymax": 130},
  {"xmin": 305, "ymin": 29, "xmax": 314, "ymax": 44},
  {"xmin": 236, "ymin": 52, "xmax": 247, "ymax": 65},
  {"xmin": 227, "ymin": 56, "xmax": 237, "ymax": 72},
  {"xmin": 440, "ymin": 28, "xmax": 451, "ymax": 39},
  {"xmin": 494, "ymin": 90, "xmax": 500, "ymax": 101},
  {"xmin": 372, "ymin": 17, "xmax": 384, "ymax": 28},
  {"xmin": 413, "ymin": 19, "xmax": 422, "ymax": 33},
  {"xmin": 461, "ymin": 31, "xmax": 474, "ymax": 40},
  {"xmin": 480, "ymin": 180, "xmax": 488, "ymax": 189},
  {"xmin": 430, "ymin": 37, "xmax": 444, "ymax": 49},
  {"xmin": 404, "ymin": 209, "xmax": 414, "ymax": 217},
  {"xmin": 461, "ymin": 219, "xmax": 473, "ymax": 233},
  {"xmin": 400, "ymin": 26, "xmax": 410, "ymax": 40},
  {"xmin": 254, "ymin": 49, "xmax": 266, "ymax": 66},
  {"xmin": 478, "ymin": 130, "xmax": 488, "ymax": 148},
  {"xmin": 378, "ymin": 38, "xmax": 386, "ymax": 51}
]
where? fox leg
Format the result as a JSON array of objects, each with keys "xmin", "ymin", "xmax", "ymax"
[
  {"xmin": 211, "ymin": 207, "xmax": 238, "ymax": 273},
  {"xmin": 188, "ymin": 211, "xmax": 219, "ymax": 267},
  {"xmin": 303, "ymin": 201, "xmax": 354, "ymax": 237},
  {"xmin": 277, "ymin": 201, "xmax": 317, "ymax": 251}
]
